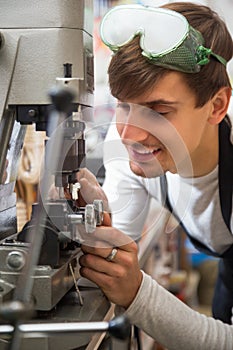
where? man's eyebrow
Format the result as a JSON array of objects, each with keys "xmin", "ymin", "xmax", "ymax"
[{"xmin": 142, "ymin": 99, "xmax": 179, "ymax": 107}]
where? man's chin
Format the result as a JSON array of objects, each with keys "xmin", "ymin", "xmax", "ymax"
[{"xmin": 129, "ymin": 161, "xmax": 164, "ymax": 178}]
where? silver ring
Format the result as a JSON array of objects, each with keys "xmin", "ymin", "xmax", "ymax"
[{"xmin": 106, "ymin": 248, "xmax": 118, "ymax": 262}]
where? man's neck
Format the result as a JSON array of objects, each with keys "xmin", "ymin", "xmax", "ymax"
[{"xmin": 180, "ymin": 126, "xmax": 219, "ymax": 178}]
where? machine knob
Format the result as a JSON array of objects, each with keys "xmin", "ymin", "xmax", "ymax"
[
  {"xmin": 84, "ymin": 200, "xmax": 104, "ymax": 233},
  {"xmin": 93, "ymin": 199, "xmax": 104, "ymax": 226},
  {"xmin": 85, "ymin": 204, "xmax": 96, "ymax": 233},
  {"xmin": 108, "ymin": 315, "xmax": 131, "ymax": 340}
]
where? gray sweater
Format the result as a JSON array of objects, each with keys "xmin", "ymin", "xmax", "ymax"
[{"xmin": 125, "ymin": 271, "xmax": 233, "ymax": 350}]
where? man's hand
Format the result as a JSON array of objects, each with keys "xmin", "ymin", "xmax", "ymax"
[
  {"xmin": 79, "ymin": 226, "xmax": 143, "ymax": 308},
  {"xmin": 76, "ymin": 168, "xmax": 111, "ymax": 226},
  {"xmin": 76, "ymin": 168, "xmax": 108, "ymax": 209},
  {"xmin": 48, "ymin": 168, "xmax": 111, "ymax": 226}
]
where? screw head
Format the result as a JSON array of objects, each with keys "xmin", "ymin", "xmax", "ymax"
[{"xmin": 6, "ymin": 251, "xmax": 25, "ymax": 271}]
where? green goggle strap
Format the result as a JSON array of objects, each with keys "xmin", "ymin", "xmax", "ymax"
[{"xmin": 196, "ymin": 46, "xmax": 227, "ymax": 66}]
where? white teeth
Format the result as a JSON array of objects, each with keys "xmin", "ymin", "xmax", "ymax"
[{"xmin": 137, "ymin": 148, "xmax": 159, "ymax": 154}]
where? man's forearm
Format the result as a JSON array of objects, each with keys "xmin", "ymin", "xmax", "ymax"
[{"xmin": 125, "ymin": 272, "xmax": 233, "ymax": 350}]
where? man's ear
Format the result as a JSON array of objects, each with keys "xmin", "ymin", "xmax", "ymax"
[{"xmin": 208, "ymin": 87, "xmax": 232, "ymax": 125}]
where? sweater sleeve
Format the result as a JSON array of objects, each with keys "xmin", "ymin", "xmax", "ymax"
[{"xmin": 125, "ymin": 271, "xmax": 233, "ymax": 350}]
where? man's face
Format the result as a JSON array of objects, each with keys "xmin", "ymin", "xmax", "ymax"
[{"xmin": 115, "ymin": 72, "xmax": 214, "ymax": 178}]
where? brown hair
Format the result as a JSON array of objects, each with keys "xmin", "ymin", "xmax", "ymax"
[{"xmin": 108, "ymin": 2, "xmax": 233, "ymax": 107}]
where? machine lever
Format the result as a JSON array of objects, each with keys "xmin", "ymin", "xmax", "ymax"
[{"xmin": 0, "ymin": 315, "xmax": 131, "ymax": 340}]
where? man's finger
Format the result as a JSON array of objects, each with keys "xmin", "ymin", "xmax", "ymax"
[
  {"xmin": 79, "ymin": 226, "xmax": 134, "ymax": 249},
  {"xmin": 82, "ymin": 244, "xmax": 113, "ymax": 258},
  {"xmin": 92, "ymin": 226, "xmax": 134, "ymax": 249}
]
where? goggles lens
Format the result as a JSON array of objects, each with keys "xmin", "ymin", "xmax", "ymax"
[{"xmin": 100, "ymin": 5, "xmax": 226, "ymax": 73}]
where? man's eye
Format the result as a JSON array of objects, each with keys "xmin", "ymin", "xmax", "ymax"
[
  {"xmin": 157, "ymin": 111, "xmax": 170, "ymax": 115},
  {"xmin": 148, "ymin": 104, "xmax": 172, "ymax": 116},
  {"xmin": 152, "ymin": 107, "xmax": 171, "ymax": 116}
]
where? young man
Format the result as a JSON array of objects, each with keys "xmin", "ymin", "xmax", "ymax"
[{"xmin": 79, "ymin": 0, "xmax": 233, "ymax": 327}]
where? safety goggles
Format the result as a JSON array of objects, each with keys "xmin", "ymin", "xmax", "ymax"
[{"xmin": 100, "ymin": 4, "xmax": 227, "ymax": 73}]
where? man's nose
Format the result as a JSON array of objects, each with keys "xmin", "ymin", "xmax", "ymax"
[{"xmin": 120, "ymin": 122, "xmax": 149, "ymax": 143}]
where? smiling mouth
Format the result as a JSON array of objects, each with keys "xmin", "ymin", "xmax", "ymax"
[{"xmin": 128, "ymin": 145, "xmax": 162, "ymax": 162}]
